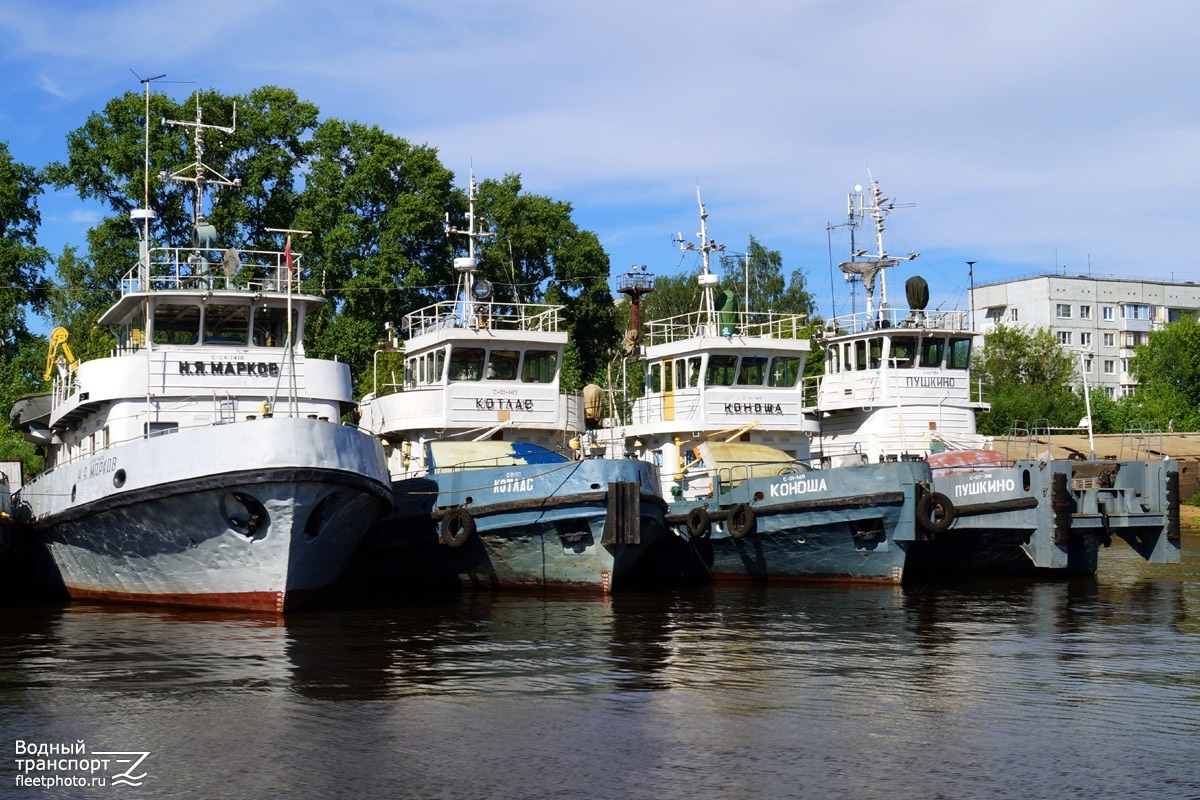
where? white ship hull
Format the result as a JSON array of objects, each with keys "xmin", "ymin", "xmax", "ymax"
[{"xmin": 21, "ymin": 417, "xmax": 391, "ymax": 612}]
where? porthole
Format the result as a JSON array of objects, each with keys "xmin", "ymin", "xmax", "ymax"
[
  {"xmin": 304, "ymin": 493, "xmax": 341, "ymax": 538},
  {"xmin": 221, "ymin": 492, "xmax": 269, "ymax": 538},
  {"xmin": 113, "ymin": 469, "xmax": 127, "ymax": 488}
]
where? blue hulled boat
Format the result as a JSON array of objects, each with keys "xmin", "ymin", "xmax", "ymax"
[
  {"xmin": 600, "ymin": 190, "xmax": 932, "ymax": 584},
  {"xmin": 807, "ymin": 173, "xmax": 1179, "ymax": 577},
  {"xmin": 351, "ymin": 177, "xmax": 683, "ymax": 593}
]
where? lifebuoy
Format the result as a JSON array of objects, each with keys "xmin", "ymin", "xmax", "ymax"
[
  {"xmin": 728, "ymin": 503, "xmax": 756, "ymax": 539},
  {"xmin": 440, "ymin": 507, "xmax": 476, "ymax": 547},
  {"xmin": 916, "ymin": 491, "xmax": 956, "ymax": 533},
  {"xmin": 686, "ymin": 506, "xmax": 711, "ymax": 539}
]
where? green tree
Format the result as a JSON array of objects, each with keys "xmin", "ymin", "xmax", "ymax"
[
  {"xmin": 44, "ymin": 86, "xmax": 321, "ymax": 340},
  {"xmin": 1126, "ymin": 315, "xmax": 1200, "ymax": 429},
  {"xmin": 474, "ymin": 175, "xmax": 617, "ymax": 390},
  {"xmin": 973, "ymin": 323, "xmax": 1082, "ymax": 435},
  {"xmin": 295, "ymin": 119, "xmax": 456, "ymax": 387},
  {"xmin": 718, "ymin": 235, "xmax": 816, "ymax": 319},
  {"xmin": 0, "ymin": 142, "xmax": 52, "ymax": 470}
]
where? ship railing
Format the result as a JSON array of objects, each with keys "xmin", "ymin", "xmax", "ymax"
[
  {"xmin": 119, "ymin": 246, "xmax": 302, "ymax": 296},
  {"xmin": 713, "ymin": 458, "xmax": 814, "ymax": 492},
  {"xmin": 644, "ymin": 310, "xmax": 807, "ymax": 346},
  {"xmin": 403, "ymin": 299, "xmax": 563, "ymax": 338},
  {"xmin": 1120, "ymin": 423, "xmax": 1165, "ymax": 461},
  {"xmin": 822, "ymin": 308, "xmax": 970, "ymax": 335},
  {"xmin": 49, "ymin": 371, "xmax": 78, "ymax": 409}
]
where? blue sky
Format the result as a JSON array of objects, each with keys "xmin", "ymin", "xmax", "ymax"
[{"xmin": 2, "ymin": 0, "xmax": 1198, "ymax": 322}]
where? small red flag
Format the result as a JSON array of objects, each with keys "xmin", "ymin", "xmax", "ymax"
[{"xmin": 285, "ymin": 237, "xmax": 293, "ymax": 274}]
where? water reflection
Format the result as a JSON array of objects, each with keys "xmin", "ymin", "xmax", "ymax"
[{"xmin": 0, "ymin": 535, "xmax": 1196, "ymax": 800}]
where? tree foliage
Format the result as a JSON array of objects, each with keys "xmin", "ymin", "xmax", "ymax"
[
  {"xmin": 473, "ymin": 175, "xmax": 617, "ymax": 390},
  {"xmin": 0, "ymin": 142, "xmax": 52, "ymax": 469},
  {"xmin": 973, "ymin": 323, "xmax": 1083, "ymax": 435},
  {"xmin": 1113, "ymin": 315, "xmax": 1200, "ymax": 431}
]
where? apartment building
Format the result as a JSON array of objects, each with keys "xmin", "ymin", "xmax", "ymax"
[{"xmin": 969, "ymin": 274, "xmax": 1200, "ymax": 397}]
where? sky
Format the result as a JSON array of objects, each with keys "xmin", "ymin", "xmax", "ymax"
[{"xmin": 2, "ymin": 0, "xmax": 1198, "ymax": 322}]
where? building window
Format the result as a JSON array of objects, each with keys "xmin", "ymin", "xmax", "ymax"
[
  {"xmin": 1080, "ymin": 332, "xmax": 1092, "ymax": 347},
  {"xmin": 1103, "ymin": 332, "xmax": 1115, "ymax": 347},
  {"xmin": 1058, "ymin": 331, "xmax": 1072, "ymax": 345},
  {"xmin": 1080, "ymin": 305, "xmax": 1092, "ymax": 320},
  {"xmin": 1056, "ymin": 303, "xmax": 1072, "ymax": 319},
  {"xmin": 1104, "ymin": 387, "xmax": 1115, "ymax": 399},
  {"xmin": 1010, "ymin": 308, "xmax": 1019, "ymax": 322},
  {"xmin": 1120, "ymin": 331, "xmax": 1150, "ymax": 348},
  {"xmin": 1083, "ymin": 357, "xmax": 1093, "ymax": 372},
  {"xmin": 1103, "ymin": 306, "xmax": 1114, "ymax": 320},
  {"xmin": 1104, "ymin": 360, "xmax": 1115, "ymax": 374},
  {"xmin": 1123, "ymin": 303, "xmax": 1150, "ymax": 320},
  {"xmin": 1121, "ymin": 358, "xmax": 1129, "ymax": 373}
]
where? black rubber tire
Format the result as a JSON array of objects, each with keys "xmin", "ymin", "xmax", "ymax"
[
  {"xmin": 916, "ymin": 491, "xmax": 956, "ymax": 533},
  {"xmin": 728, "ymin": 503, "xmax": 756, "ymax": 539},
  {"xmin": 440, "ymin": 507, "xmax": 476, "ymax": 547},
  {"xmin": 686, "ymin": 506, "xmax": 711, "ymax": 539}
]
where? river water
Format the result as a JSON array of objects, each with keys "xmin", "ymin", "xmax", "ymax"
[{"xmin": 2, "ymin": 535, "xmax": 1198, "ymax": 799}]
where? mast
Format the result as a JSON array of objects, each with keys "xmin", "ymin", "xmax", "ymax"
[
  {"xmin": 674, "ymin": 186, "xmax": 726, "ymax": 334},
  {"xmin": 836, "ymin": 171, "xmax": 918, "ymax": 326},
  {"xmin": 445, "ymin": 172, "xmax": 496, "ymax": 328},
  {"xmin": 162, "ymin": 97, "xmax": 240, "ymax": 244}
]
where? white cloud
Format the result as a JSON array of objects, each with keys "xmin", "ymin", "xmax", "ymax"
[{"xmin": 2, "ymin": 0, "xmax": 1198, "ymax": 312}]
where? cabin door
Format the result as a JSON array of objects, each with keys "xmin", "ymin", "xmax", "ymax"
[{"xmin": 663, "ymin": 358, "xmax": 675, "ymax": 422}]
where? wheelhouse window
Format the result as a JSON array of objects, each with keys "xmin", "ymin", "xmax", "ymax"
[
  {"xmin": 706, "ymin": 355, "xmax": 737, "ymax": 386},
  {"xmin": 251, "ymin": 305, "xmax": 293, "ymax": 348},
  {"xmin": 649, "ymin": 362, "xmax": 662, "ymax": 393},
  {"xmin": 486, "ymin": 349, "xmax": 519, "ymax": 380},
  {"xmin": 889, "ymin": 336, "xmax": 918, "ymax": 368},
  {"xmin": 152, "ymin": 302, "xmax": 201, "ymax": 345},
  {"xmin": 919, "ymin": 337, "xmax": 945, "ymax": 368},
  {"xmin": 449, "ymin": 347, "xmax": 485, "ymax": 381},
  {"xmin": 947, "ymin": 337, "xmax": 972, "ymax": 370},
  {"xmin": 854, "ymin": 340, "xmax": 867, "ymax": 371},
  {"xmin": 203, "ymin": 304, "xmax": 249, "ymax": 345},
  {"xmin": 769, "ymin": 356, "xmax": 802, "ymax": 387},
  {"xmin": 736, "ymin": 356, "xmax": 768, "ymax": 386},
  {"xmin": 826, "ymin": 346, "xmax": 840, "ymax": 374},
  {"xmin": 521, "ymin": 350, "xmax": 558, "ymax": 383}
]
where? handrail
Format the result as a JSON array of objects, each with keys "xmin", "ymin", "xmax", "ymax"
[
  {"xmin": 119, "ymin": 246, "xmax": 301, "ymax": 296},
  {"xmin": 403, "ymin": 299, "xmax": 563, "ymax": 337},
  {"xmin": 644, "ymin": 310, "xmax": 807, "ymax": 347}
]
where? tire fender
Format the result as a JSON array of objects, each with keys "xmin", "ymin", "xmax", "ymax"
[
  {"xmin": 440, "ymin": 507, "xmax": 476, "ymax": 547},
  {"xmin": 917, "ymin": 491, "xmax": 956, "ymax": 534}
]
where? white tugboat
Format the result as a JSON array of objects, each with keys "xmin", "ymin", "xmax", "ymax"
[
  {"xmin": 809, "ymin": 174, "xmax": 1179, "ymax": 575},
  {"xmin": 10, "ymin": 90, "xmax": 391, "ymax": 612},
  {"xmin": 352, "ymin": 176, "xmax": 682, "ymax": 593},
  {"xmin": 601, "ymin": 190, "xmax": 930, "ymax": 584}
]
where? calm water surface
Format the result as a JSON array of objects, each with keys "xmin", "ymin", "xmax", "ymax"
[{"xmin": 2, "ymin": 535, "xmax": 1199, "ymax": 799}]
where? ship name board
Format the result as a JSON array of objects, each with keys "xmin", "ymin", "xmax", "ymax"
[
  {"xmin": 953, "ymin": 476, "xmax": 1015, "ymax": 499},
  {"xmin": 178, "ymin": 361, "xmax": 280, "ymax": 377},
  {"xmin": 475, "ymin": 398, "xmax": 535, "ymax": 412},
  {"xmin": 494, "ymin": 476, "xmax": 534, "ymax": 493},
  {"xmin": 769, "ymin": 476, "xmax": 828, "ymax": 498},
  {"xmin": 78, "ymin": 456, "xmax": 119, "ymax": 482},
  {"xmin": 723, "ymin": 402, "xmax": 784, "ymax": 415},
  {"xmin": 907, "ymin": 376, "xmax": 956, "ymax": 388}
]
